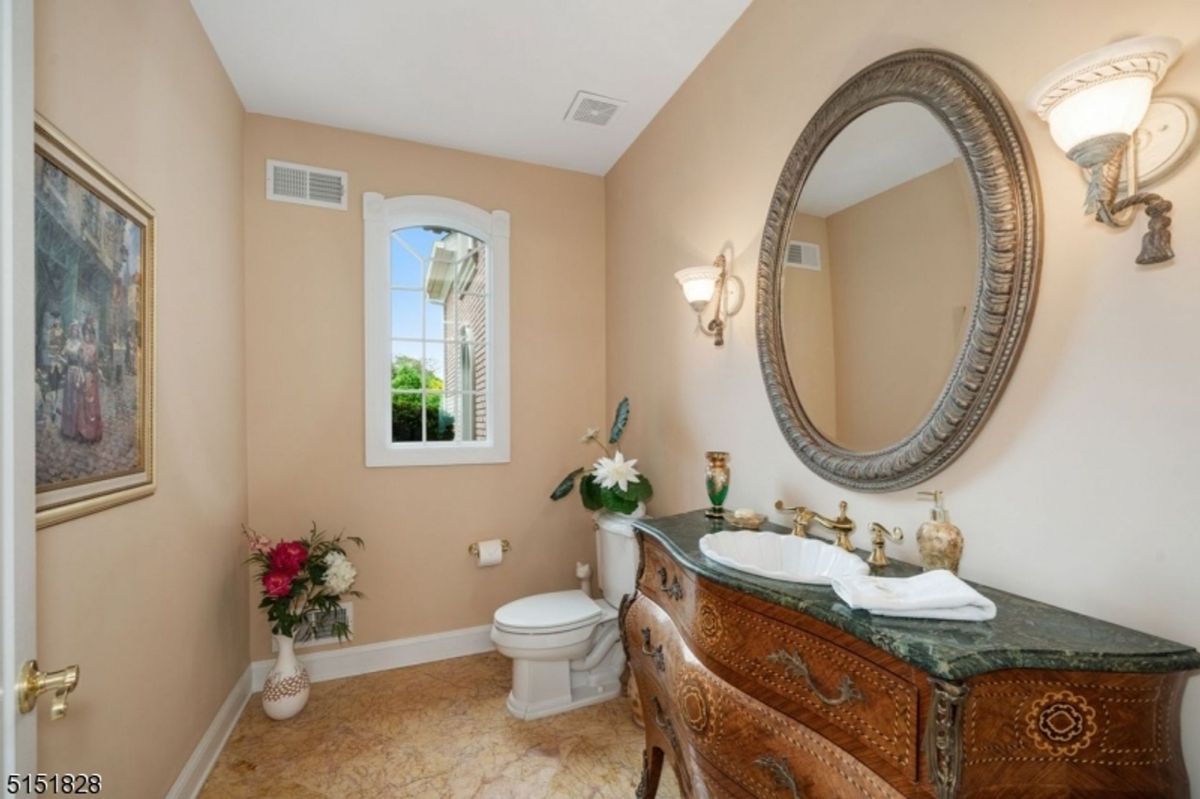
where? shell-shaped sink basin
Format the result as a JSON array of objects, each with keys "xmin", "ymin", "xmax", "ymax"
[{"xmin": 699, "ymin": 530, "xmax": 869, "ymax": 585}]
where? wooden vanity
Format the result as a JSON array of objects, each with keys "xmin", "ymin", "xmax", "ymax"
[{"xmin": 623, "ymin": 512, "xmax": 1200, "ymax": 798}]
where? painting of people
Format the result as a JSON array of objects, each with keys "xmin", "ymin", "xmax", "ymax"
[{"xmin": 34, "ymin": 118, "xmax": 155, "ymax": 527}]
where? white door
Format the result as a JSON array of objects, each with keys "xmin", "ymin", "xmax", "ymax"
[{"xmin": 1, "ymin": 0, "xmax": 37, "ymax": 776}]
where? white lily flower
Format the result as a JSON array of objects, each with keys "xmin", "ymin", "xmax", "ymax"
[
  {"xmin": 592, "ymin": 451, "xmax": 641, "ymax": 492},
  {"xmin": 579, "ymin": 427, "xmax": 600, "ymax": 444}
]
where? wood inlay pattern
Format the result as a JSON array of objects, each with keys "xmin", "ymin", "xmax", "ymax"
[
  {"xmin": 963, "ymin": 676, "xmax": 1172, "ymax": 767},
  {"xmin": 675, "ymin": 581, "xmax": 918, "ymax": 774},
  {"xmin": 627, "ymin": 594, "xmax": 907, "ymax": 799}
]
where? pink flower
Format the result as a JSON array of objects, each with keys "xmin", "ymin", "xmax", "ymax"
[
  {"xmin": 242, "ymin": 527, "xmax": 273, "ymax": 555},
  {"xmin": 269, "ymin": 541, "xmax": 309, "ymax": 576},
  {"xmin": 261, "ymin": 570, "xmax": 294, "ymax": 598}
]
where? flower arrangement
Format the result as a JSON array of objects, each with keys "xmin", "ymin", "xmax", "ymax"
[
  {"xmin": 244, "ymin": 523, "xmax": 365, "ymax": 642},
  {"xmin": 550, "ymin": 397, "xmax": 653, "ymax": 515}
]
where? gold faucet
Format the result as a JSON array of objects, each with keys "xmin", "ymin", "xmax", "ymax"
[
  {"xmin": 867, "ymin": 522, "xmax": 905, "ymax": 568},
  {"xmin": 774, "ymin": 500, "xmax": 856, "ymax": 550}
]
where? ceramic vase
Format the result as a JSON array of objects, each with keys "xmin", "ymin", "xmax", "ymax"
[{"xmin": 262, "ymin": 634, "xmax": 310, "ymax": 720}]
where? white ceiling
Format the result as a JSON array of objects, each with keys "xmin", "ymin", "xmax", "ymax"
[
  {"xmin": 797, "ymin": 103, "xmax": 963, "ymax": 217},
  {"xmin": 190, "ymin": 0, "xmax": 751, "ymax": 175}
]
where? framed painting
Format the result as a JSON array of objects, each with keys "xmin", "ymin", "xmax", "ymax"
[{"xmin": 34, "ymin": 116, "xmax": 155, "ymax": 527}]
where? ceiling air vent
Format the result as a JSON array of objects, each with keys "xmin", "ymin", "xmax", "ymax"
[
  {"xmin": 266, "ymin": 159, "xmax": 348, "ymax": 210},
  {"xmin": 564, "ymin": 90, "xmax": 626, "ymax": 127},
  {"xmin": 785, "ymin": 240, "xmax": 822, "ymax": 271}
]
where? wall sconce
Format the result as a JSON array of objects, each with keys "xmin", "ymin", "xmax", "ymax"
[
  {"xmin": 1027, "ymin": 36, "xmax": 1195, "ymax": 265},
  {"xmin": 674, "ymin": 253, "xmax": 744, "ymax": 347}
]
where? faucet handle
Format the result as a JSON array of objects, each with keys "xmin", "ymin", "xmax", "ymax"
[
  {"xmin": 867, "ymin": 522, "xmax": 904, "ymax": 568},
  {"xmin": 774, "ymin": 500, "xmax": 810, "ymax": 537}
]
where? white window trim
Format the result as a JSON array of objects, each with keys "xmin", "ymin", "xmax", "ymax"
[{"xmin": 363, "ymin": 193, "xmax": 510, "ymax": 467}]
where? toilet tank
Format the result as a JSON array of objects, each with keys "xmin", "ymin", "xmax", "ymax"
[{"xmin": 595, "ymin": 511, "xmax": 640, "ymax": 607}]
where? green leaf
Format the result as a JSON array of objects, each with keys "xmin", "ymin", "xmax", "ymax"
[
  {"xmin": 600, "ymin": 489, "xmax": 639, "ymax": 515},
  {"xmin": 550, "ymin": 467, "xmax": 585, "ymax": 501},
  {"xmin": 580, "ymin": 473, "xmax": 603, "ymax": 511},
  {"xmin": 608, "ymin": 397, "xmax": 630, "ymax": 444},
  {"xmin": 616, "ymin": 476, "xmax": 653, "ymax": 502}
]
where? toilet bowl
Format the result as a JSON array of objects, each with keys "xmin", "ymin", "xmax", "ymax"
[{"xmin": 491, "ymin": 511, "xmax": 640, "ymax": 719}]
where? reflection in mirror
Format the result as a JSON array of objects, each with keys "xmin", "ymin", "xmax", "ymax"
[{"xmin": 781, "ymin": 102, "xmax": 979, "ymax": 452}]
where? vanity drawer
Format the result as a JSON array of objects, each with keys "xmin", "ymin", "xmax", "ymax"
[
  {"xmin": 639, "ymin": 535, "xmax": 693, "ymax": 608},
  {"xmin": 687, "ymin": 582, "xmax": 920, "ymax": 778},
  {"xmin": 627, "ymin": 594, "xmax": 907, "ymax": 799},
  {"xmin": 638, "ymin": 535, "xmax": 919, "ymax": 780}
]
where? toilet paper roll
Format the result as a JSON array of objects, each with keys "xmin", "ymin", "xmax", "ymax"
[{"xmin": 476, "ymin": 538, "xmax": 504, "ymax": 567}]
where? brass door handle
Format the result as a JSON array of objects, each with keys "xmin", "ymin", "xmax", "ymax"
[
  {"xmin": 640, "ymin": 627, "xmax": 666, "ymax": 672},
  {"xmin": 765, "ymin": 649, "xmax": 864, "ymax": 706},
  {"xmin": 651, "ymin": 696, "xmax": 680, "ymax": 751},
  {"xmin": 755, "ymin": 755, "xmax": 804, "ymax": 798},
  {"xmin": 19, "ymin": 660, "xmax": 80, "ymax": 720},
  {"xmin": 656, "ymin": 567, "xmax": 683, "ymax": 600}
]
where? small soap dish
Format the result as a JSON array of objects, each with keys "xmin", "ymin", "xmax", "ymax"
[{"xmin": 723, "ymin": 510, "xmax": 767, "ymax": 530}]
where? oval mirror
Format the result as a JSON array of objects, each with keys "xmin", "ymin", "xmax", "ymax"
[{"xmin": 758, "ymin": 50, "xmax": 1041, "ymax": 491}]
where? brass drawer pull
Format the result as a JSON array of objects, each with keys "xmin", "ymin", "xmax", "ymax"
[
  {"xmin": 766, "ymin": 649, "xmax": 864, "ymax": 706},
  {"xmin": 640, "ymin": 627, "xmax": 666, "ymax": 673},
  {"xmin": 754, "ymin": 755, "xmax": 804, "ymax": 798},
  {"xmin": 651, "ymin": 696, "xmax": 680, "ymax": 751},
  {"xmin": 656, "ymin": 566, "xmax": 684, "ymax": 600}
]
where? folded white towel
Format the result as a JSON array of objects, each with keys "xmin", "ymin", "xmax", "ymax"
[{"xmin": 830, "ymin": 570, "xmax": 996, "ymax": 622}]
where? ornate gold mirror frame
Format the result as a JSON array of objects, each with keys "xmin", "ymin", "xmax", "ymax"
[{"xmin": 757, "ymin": 50, "xmax": 1042, "ymax": 491}]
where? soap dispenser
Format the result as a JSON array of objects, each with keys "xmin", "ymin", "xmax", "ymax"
[{"xmin": 915, "ymin": 490, "xmax": 963, "ymax": 574}]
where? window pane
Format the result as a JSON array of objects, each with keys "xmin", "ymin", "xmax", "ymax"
[
  {"xmin": 424, "ymin": 297, "xmax": 448, "ymax": 340},
  {"xmin": 390, "ymin": 341, "xmax": 424, "ymax": 392},
  {"xmin": 379, "ymin": 222, "xmax": 490, "ymax": 454},
  {"xmin": 391, "ymin": 392, "xmax": 424, "ymax": 442},
  {"xmin": 426, "ymin": 392, "xmax": 455, "ymax": 441},
  {"xmin": 391, "ymin": 291, "xmax": 422, "ymax": 339},
  {"xmin": 423, "ymin": 351, "xmax": 446, "ymax": 389},
  {"xmin": 455, "ymin": 245, "xmax": 488, "ymax": 295},
  {"xmin": 443, "ymin": 341, "xmax": 485, "ymax": 396},
  {"xmin": 389, "ymin": 232, "xmax": 424, "ymax": 287},
  {"xmin": 447, "ymin": 392, "xmax": 487, "ymax": 442}
]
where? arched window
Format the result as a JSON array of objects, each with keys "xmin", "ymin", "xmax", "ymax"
[{"xmin": 362, "ymin": 193, "xmax": 509, "ymax": 466}]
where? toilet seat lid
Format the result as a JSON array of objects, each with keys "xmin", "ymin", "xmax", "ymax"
[{"xmin": 493, "ymin": 589, "xmax": 603, "ymax": 634}]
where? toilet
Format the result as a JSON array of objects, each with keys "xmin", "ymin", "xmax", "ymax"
[{"xmin": 491, "ymin": 511, "xmax": 640, "ymax": 719}]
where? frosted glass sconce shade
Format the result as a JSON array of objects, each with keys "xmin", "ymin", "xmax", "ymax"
[
  {"xmin": 675, "ymin": 253, "xmax": 743, "ymax": 347},
  {"xmin": 1026, "ymin": 36, "xmax": 1190, "ymax": 265},
  {"xmin": 674, "ymin": 266, "xmax": 721, "ymax": 311}
]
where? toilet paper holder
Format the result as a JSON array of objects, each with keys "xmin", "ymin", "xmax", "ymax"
[{"xmin": 468, "ymin": 539, "xmax": 511, "ymax": 558}]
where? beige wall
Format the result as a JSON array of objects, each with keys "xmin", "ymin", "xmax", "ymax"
[
  {"xmin": 34, "ymin": 1, "xmax": 247, "ymax": 796},
  {"xmin": 827, "ymin": 159, "xmax": 977, "ymax": 450},
  {"xmin": 243, "ymin": 115, "xmax": 607, "ymax": 660},
  {"xmin": 605, "ymin": 0, "xmax": 1200, "ymax": 781},
  {"xmin": 782, "ymin": 213, "xmax": 837, "ymax": 435}
]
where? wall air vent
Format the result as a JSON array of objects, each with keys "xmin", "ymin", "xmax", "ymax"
[
  {"xmin": 785, "ymin": 240, "xmax": 822, "ymax": 271},
  {"xmin": 564, "ymin": 90, "xmax": 626, "ymax": 127},
  {"xmin": 266, "ymin": 159, "xmax": 348, "ymax": 210},
  {"xmin": 272, "ymin": 603, "xmax": 354, "ymax": 651}
]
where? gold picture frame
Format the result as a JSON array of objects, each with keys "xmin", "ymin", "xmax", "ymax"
[{"xmin": 34, "ymin": 115, "xmax": 155, "ymax": 527}]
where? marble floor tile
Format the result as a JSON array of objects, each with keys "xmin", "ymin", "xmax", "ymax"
[{"xmin": 200, "ymin": 653, "xmax": 682, "ymax": 798}]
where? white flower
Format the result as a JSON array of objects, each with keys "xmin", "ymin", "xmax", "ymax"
[
  {"xmin": 579, "ymin": 427, "xmax": 600, "ymax": 444},
  {"xmin": 322, "ymin": 551, "xmax": 357, "ymax": 595},
  {"xmin": 592, "ymin": 451, "xmax": 641, "ymax": 493}
]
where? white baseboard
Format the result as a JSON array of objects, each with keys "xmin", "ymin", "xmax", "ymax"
[
  {"xmin": 168, "ymin": 624, "xmax": 496, "ymax": 799},
  {"xmin": 250, "ymin": 623, "xmax": 496, "ymax": 691},
  {"xmin": 164, "ymin": 665, "xmax": 251, "ymax": 799}
]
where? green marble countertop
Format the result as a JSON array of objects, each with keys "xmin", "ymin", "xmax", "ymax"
[{"xmin": 635, "ymin": 511, "xmax": 1200, "ymax": 681}]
